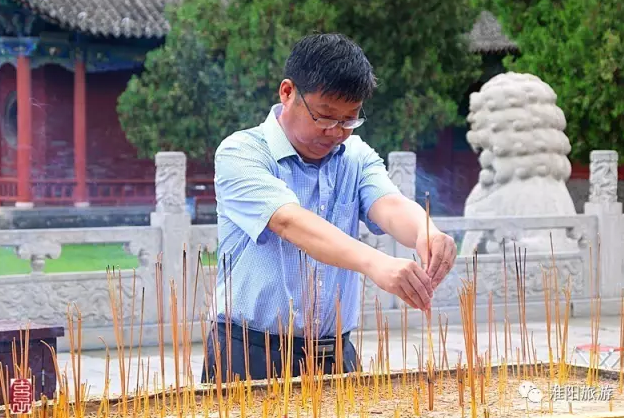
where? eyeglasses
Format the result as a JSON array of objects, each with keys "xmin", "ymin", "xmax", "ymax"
[{"xmin": 298, "ymin": 91, "xmax": 367, "ymax": 130}]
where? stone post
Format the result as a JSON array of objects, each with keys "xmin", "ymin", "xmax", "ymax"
[
  {"xmin": 387, "ymin": 151, "xmax": 417, "ymax": 308},
  {"xmin": 583, "ymin": 150, "xmax": 622, "ymax": 299},
  {"xmin": 150, "ymin": 152, "xmax": 192, "ymax": 322},
  {"xmin": 388, "ymin": 151, "xmax": 416, "ymax": 201}
]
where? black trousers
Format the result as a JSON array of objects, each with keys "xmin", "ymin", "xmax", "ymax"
[{"xmin": 200, "ymin": 321, "xmax": 361, "ymax": 383}]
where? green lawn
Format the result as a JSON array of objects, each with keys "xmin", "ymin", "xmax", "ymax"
[{"xmin": 0, "ymin": 244, "xmax": 215, "ymax": 276}]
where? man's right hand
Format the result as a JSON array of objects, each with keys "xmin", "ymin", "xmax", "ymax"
[{"xmin": 365, "ymin": 255, "xmax": 433, "ymax": 311}]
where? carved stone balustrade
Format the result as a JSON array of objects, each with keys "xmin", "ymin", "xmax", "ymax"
[
  {"xmin": 0, "ymin": 146, "xmax": 620, "ymax": 350},
  {"xmin": 0, "ymin": 226, "xmax": 162, "ymax": 350}
]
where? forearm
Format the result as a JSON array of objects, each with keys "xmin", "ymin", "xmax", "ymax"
[
  {"xmin": 370, "ymin": 194, "xmax": 439, "ymax": 249},
  {"xmin": 268, "ymin": 203, "xmax": 385, "ymax": 276}
]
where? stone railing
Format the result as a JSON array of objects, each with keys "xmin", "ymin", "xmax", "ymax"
[
  {"xmin": 361, "ymin": 150, "xmax": 621, "ymax": 329},
  {"xmin": 0, "ymin": 150, "xmax": 621, "ymax": 350},
  {"xmin": 360, "ymin": 213, "xmax": 600, "ymax": 328},
  {"xmin": 0, "ymin": 226, "xmax": 162, "ymax": 350}
]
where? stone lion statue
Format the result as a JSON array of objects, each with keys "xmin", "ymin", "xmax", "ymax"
[{"xmin": 460, "ymin": 72, "xmax": 579, "ymax": 255}]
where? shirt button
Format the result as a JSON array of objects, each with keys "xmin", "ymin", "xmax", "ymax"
[
  {"xmin": 320, "ymin": 204, "xmax": 326, "ymax": 211},
  {"xmin": 318, "ymin": 280, "xmax": 323, "ymax": 287}
]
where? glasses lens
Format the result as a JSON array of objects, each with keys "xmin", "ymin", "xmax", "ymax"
[
  {"xmin": 343, "ymin": 118, "xmax": 365, "ymax": 129},
  {"xmin": 315, "ymin": 118, "xmax": 366, "ymax": 129},
  {"xmin": 316, "ymin": 119, "xmax": 338, "ymax": 129}
]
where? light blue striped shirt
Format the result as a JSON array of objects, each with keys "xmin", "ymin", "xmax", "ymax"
[{"xmin": 213, "ymin": 104, "xmax": 400, "ymax": 338}]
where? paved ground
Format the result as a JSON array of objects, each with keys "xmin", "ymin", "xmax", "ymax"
[{"xmin": 54, "ymin": 314, "xmax": 624, "ymax": 399}]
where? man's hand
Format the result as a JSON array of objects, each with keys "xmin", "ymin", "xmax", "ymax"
[
  {"xmin": 415, "ymin": 230, "xmax": 457, "ymax": 289},
  {"xmin": 364, "ymin": 254, "xmax": 433, "ymax": 311},
  {"xmin": 369, "ymin": 194, "xmax": 457, "ymax": 290}
]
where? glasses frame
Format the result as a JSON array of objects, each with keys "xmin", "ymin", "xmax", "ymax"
[{"xmin": 298, "ymin": 91, "xmax": 367, "ymax": 130}]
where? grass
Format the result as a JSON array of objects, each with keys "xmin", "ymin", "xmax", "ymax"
[{"xmin": 0, "ymin": 244, "xmax": 215, "ymax": 276}]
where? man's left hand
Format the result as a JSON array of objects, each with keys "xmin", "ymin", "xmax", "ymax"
[{"xmin": 415, "ymin": 230, "xmax": 457, "ymax": 289}]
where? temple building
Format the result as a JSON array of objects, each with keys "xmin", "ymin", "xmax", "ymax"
[
  {"xmin": 0, "ymin": 0, "xmax": 215, "ymax": 211},
  {"xmin": 0, "ymin": 1, "xmax": 607, "ymax": 217}
]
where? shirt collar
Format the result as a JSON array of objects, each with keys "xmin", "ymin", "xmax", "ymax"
[{"xmin": 263, "ymin": 103, "xmax": 346, "ymax": 163}]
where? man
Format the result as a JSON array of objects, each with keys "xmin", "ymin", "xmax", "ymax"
[{"xmin": 201, "ymin": 33, "xmax": 457, "ymax": 384}]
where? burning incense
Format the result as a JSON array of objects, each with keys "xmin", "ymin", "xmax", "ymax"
[
  {"xmin": 401, "ymin": 305, "xmax": 408, "ymax": 387},
  {"xmin": 425, "ymin": 309, "xmax": 435, "ymax": 410},
  {"xmin": 6, "ymin": 237, "xmax": 624, "ymax": 418},
  {"xmin": 459, "ymin": 274, "xmax": 477, "ymax": 418},
  {"xmin": 425, "ymin": 191, "xmax": 430, "ymax": 270},
  {"xmin": 283, "ymin": 299, "xmax": 295, "ymax": 417}
]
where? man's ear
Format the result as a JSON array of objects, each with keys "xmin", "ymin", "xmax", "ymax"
[{"xmin": 279, "ymin": 79, "xmax": 296, "ymax": 105}]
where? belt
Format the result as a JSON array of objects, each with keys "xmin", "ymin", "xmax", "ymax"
[{"xmin": 214, "ymin": 321, "xmax": 350, "ymax": 357}]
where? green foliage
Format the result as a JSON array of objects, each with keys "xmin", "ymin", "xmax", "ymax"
[
  {"xmin": 333, "ymin": 0, "xmax": 483, "ymax": 156},
  {"xmin": 487, "ymin": 0, "xmax": 624, "ymax": 164},
  {"xmin": 117, "ymin": 0, "xmax": 483, "ymax": 159},
  {"xmin": 118, "ymin": 0, "xmax": 337, "ymax": 159}
]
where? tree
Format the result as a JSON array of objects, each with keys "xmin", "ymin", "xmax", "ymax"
[
  {"xmin": 117, "ymin": 0, "xmax": 483, "ymax": 159},
  {"xmin": 117, "ymin": 0, "xmax": 338, "ymax": 159},
  {"xmin": 485, "ymin": 0, "xmax": 624, "ymax": 164},
  {"xmin": 332, "ymin": 0, "xmax": 483, "ymax": 156}
]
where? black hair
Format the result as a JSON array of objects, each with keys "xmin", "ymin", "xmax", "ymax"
[{"xmin": 283, "ymin": 33, "xmax": 377, "ymax": 102}]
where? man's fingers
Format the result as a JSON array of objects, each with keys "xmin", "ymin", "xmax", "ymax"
[
  {"xmin": 400, "ymin": 280, "xmax": 429, "ymax": 311},
  {"xmin": 406, "ymin": 265, "xmax": 432, "ymax": 307},
  {"xmin": 410, "ymin": 261, "xmax": 433, "ymax": 298},
  {"xmin": 395, "ymin": 286, "xmax": 420, "ymax": 310},
  {"xmin": 427, "ymin": 235, "xmax": 445, "ymax": 277},
  {"xmin": 433, "ymin": 239, "xmax": 457, "ymax": 287}
]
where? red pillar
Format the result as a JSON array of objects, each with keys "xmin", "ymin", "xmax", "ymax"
[
  {"xmin": 16, "ymin": 54, "xmax": 32, "ymax": 207},
  {"xmin": 73, "ymin": 56, "xmax": 88, "ymax": 207}
]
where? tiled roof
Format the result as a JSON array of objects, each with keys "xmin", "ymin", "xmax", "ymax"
[
  {"xmin": 467, "ymin": 10, "xmax": 519, "ymax": 53},
  {"xmin": 15, "ymin": 1, "xmax": 520, "ymax": 54},
  {"xmin": 15, "ymin": 0, "xmax": 182, "ymax": 38}
]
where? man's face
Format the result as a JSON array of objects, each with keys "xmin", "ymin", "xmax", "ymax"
[{"xmin": 278, "ymin": 80, "xmax": 364, "ymax": 163}]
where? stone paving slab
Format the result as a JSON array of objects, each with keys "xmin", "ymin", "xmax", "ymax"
[{"xmin": 54, "ymin": 315, "xmax": 623, "ymax": 399}]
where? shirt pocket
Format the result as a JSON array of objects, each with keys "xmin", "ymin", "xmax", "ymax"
[{"xmin": 330, "ymin": 198, "xmax": 360, "ymax": 237}]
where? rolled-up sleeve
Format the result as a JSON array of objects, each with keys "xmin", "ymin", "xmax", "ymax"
[
  {"xmin": 357, "ymin": 140, "xmax": 401, "ymax": 235},
  {"xmin": 214, "ymin": 134, "xmax": 300, "ymax": 244}
]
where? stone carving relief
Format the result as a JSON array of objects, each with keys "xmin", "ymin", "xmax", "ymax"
[
  {"xmin": 123, "ymin": 239, "xmax": 156, "ymax": 270},
  {"xmin": 431, "ymin": 255, "xmax": 585, "ymax": 307},
  {"xmin": 589, "ymin": 150, "xmax": 618, "ymax": 204},
  {"xmin": 155, "ymin": 151, "xmax": 187, "ymax": 214},
  {"xmin": 461, "ymin": 72, "xmax": 579, "ymax": 255},
  {"xmin": 122, "ymin": 238, "xmax": 161, "ymax": 322},
  {"xmin": 0, "ymin": 227, "xmax": 162, "ymax": 326},
  {"xmin": 0, "ymin": 274, "xmax": 140, "ymax": 327},
  {"xmin": 387, "ymin": 151, "xmax": 416, "ymax": 201},
  {"xmin": 479, "ymin": 223, "xmax": 590, "ymax": 254},
  {"xmin": 190, "ymin": 225, "xmax": 219, "ymax": 256},
  {"xmin": 16, "ymin": 240, "xmax": 62, "ymax": 274}
]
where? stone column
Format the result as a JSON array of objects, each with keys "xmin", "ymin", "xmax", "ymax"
[
  {"xmin": 387, "ymin": 151, "xmax": 417, "ymax": 308},
  {"xmin": 388, "ymin": 151, "xmax": 416, "ymax": 201},
  {"xmin": 583, "ymin": 150, "xmax": 622, "ymax": 298},
  {"xmin": 150, "ymin": 152, "xmax": 192, "ymax": 322}
]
